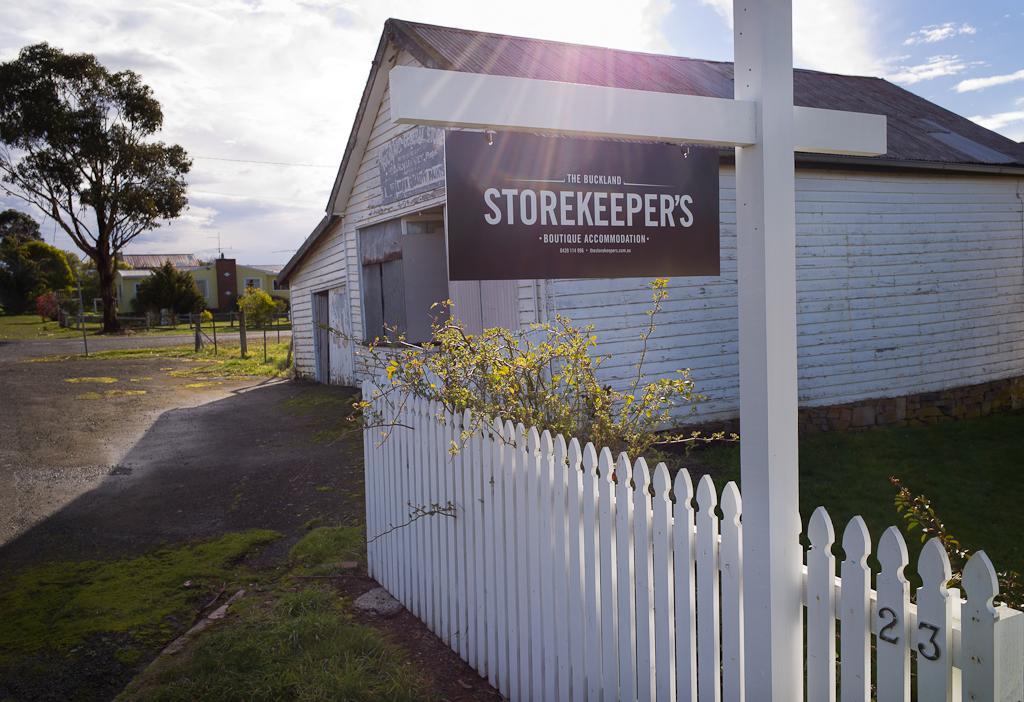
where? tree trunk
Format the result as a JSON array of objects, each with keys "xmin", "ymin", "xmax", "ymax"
[{"xmin": 96, "ymin": 255, "xmax": 120, "ymax": 333}]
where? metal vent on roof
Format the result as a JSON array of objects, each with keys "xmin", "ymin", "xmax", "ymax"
[{"xmin": 917, "ymin": 118, "xmax": 1016, "ymax": 164}]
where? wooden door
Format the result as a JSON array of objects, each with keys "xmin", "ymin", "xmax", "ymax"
[{"xmin": 312, "ymin": 290, "xmax": 330, "ymax": 383}]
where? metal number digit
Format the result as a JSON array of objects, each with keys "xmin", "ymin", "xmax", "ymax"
[
  {"xmin": 917, "ymin": 622, "xmax": 941, "ymax": 661},
  {"xmin": 878, "ymin": 606, "xmax": 900, "ymax": 644}
]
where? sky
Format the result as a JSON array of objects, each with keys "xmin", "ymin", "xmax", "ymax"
[{"xmin": 1, "ymin": 0, "xmax": 1022, "ymax": 265}]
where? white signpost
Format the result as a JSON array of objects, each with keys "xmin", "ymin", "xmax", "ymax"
[{"xmin": 389, "ymin": 1, "xmax": 887, "ymax": 699}]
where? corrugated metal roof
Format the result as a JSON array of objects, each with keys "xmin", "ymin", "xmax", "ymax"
[
  {"xmin": 246, "ymin": 264, "xmax": 283, "ymax": 274},
  {"xmin": 118, "ymin": 253, "xmax": 203, "ymax": 269},
  {"xmin": 392, "ymin": 19, "xmax": 1024, "ymax": 167}
]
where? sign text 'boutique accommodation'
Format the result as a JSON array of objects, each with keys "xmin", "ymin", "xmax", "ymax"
[{"xmin": 279, "ymin": 19, "xmax": 1024, "ymax": 430}]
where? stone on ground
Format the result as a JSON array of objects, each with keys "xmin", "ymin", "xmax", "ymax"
[{"xmin": 353, "ymin": 587, "xmax": 402, "ymax": 617}]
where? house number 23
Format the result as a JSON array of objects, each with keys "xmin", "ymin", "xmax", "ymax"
[{"xmin": 877, "ymin": 608, "xmax": 942, "ymax": 661}]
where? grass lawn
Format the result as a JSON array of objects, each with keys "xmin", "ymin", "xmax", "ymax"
[
  {"xmin": 0, "ymin": 314, "xmax": 204, "ymax": 341},
  {"xmin": 35, "ymin": 341, "xmax": 293, "ymax": 378},
  {"xmin": 698, "ymin": 411, "xmax": 1024, "ymax": 576},
  {"xmin": 0, "ymin": 313, "xmax": 98, "ymax": 340}
]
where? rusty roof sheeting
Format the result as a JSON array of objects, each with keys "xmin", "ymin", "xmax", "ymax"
[{"xmin": 118, "ymin": 253, "xmax": 203, "ymax": 269}]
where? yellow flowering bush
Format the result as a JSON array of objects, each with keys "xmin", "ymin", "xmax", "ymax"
[{"xmin": 354, "ymin": 278, "xmax": 730, "ymax": 458}]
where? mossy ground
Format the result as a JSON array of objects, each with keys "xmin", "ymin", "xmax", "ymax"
[
  {"xmin": 288, "ymin": 525, "xmax": 366, "ymax": 575},
  {"xmin": 0, "ymin": 529, "xmax": 280, "ymax": 662}
]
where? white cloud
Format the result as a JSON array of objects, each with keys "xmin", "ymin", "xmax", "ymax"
[
  {"xmin": 955, "ymin": 68, "xmax": 1024, "ymax": 93},
  {"xmin": 969, "ymin": 109, "xmax": 1024, "ymax": 131},
  {"xmin": 886, "ymin": 55, "xmax": 967, "ymax": 86},
  {"xmin": 698, "ymin": 0, "xmax": 886, "ymax": 75},
  {"xmin": 0, "ymin": 0, "xmax": 673, "ymax": 263},
  {"xmin": 903, "ymin": 22, "xmax": 976, "ymax": 46}
]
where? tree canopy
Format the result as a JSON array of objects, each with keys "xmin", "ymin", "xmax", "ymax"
[
  {"xmin": 0, "ymin": 237, "xmax": 74, "ymax": 313},
  {"xmin": 0, "ymin": 43, "xmax": 191, "ymax": 331},
  {"xmin": 0, "ymin": 208, "xmax": 41, "ymax": 245},
  {"xmin": 133, "ymin": 261, "xmax": 204, "ymax": 320}
]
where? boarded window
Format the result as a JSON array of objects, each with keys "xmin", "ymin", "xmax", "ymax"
[{"xmin": 359, "ymin": 216, "xmax": 448, "ymax": 343}]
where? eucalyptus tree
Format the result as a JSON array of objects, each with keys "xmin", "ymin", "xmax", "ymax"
[{"xmin": 0, "ymin": 44, "xmax": 190, "ymax": 331}]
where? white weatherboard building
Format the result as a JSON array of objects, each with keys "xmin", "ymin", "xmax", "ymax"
[{"xmin": 280, "ymin": 19, "xmax": 1024, "ymax": 427}]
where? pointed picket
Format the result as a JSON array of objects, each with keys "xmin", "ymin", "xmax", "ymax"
[
  {"xmin": 423, "ymin": 401, "xmax": 436, "ymax": 634},
  {"xmin": 552, "ymin": 434, "xmax": 571, "ymax": 702},
  {"xmin": 491, "ymin": 418, "xmax": 510, "ymax": 697},
  {"xmin": 633, "ymin": 458, "xmax": 656, "ymax": 702},
  {"xmin": 720, "ymin": 481, "xmax": 744, "ymax": 702},
  {"xmin": 536, "ymin": 431, "xmax": 554, "ymax": 700},
  {"xmin": 806, "ymin": 506, "xmax": 836, "ymax": 702},
  {"xmin": 840, "ymin": 516, "xmax": 871, "ymax": 702},
  {"xmin": 516, "ymin": 422, "xmax": 531, "ymax": 700},
  {"xmin": 435, "ymin": 402, "xmax": 448, "ymax": 639},
  {"xmin": 503, "ymin": 419, "xmax": 521, "ymax": 702},
  {"xmin": 674, "ymin": 468, "xmax": 697, "ymax": 702},
  {"xmin": 876, "ymin": 526, "xmax": 910, "ymax": 702},
  {"xmin": 442, "ymin": 406, "xmax": 458, "ymax": 647},
  {"xmin": 361, "ymin": 383, "xmax": 373, "ymax": 578},
  {"xmin": 402, "ymin": 399, "xmax": 413, "ymax": 607},
  {"xmin": 616, "ymin": 453, "xmax": 638, "ymax": 702},
  {"xmin": 652, "ymin": 464, "xmax": 676, "ymax": 702},
  {"xmin": 961, "ymin": 551, "xmax": 1000, "ymax": 702},
  {"xmin": 598, "ymin": 446, "xmax": 619, "ymax": 701},
  {"xmin": 567, "ymin": 438, "xmax": 586, "ymax": 702},
  {"xmin": 382, "ymin": 404, "xmax": 395, "ymax": 596},
  {"xmin": 472, "ymin": 417, "xmax": 488, "ymax": 676},
  {"xmin": 482, "ymin": 419, "xmax": 498, "ymax": 686},
  {"xmin": 582, "ymin": 443, "xmax": 602, "ymax": 702},
  {"xmin": 405, "ymin": 398, "xmax": 419, "ymax": 618},
  {"xmin": 456, "ymin": 409, "xmax": 471, "ymax": 663},
  {"xmin": 526, "ymin": 427, "xmax": 543, "ymax": 700},
  {"xmin": 916, "ymin": 538, "xmax": 954, "ymax": 702},
  {"xmin": 695, "ymin": 474, "xmax": 721, "ymax": 702}
]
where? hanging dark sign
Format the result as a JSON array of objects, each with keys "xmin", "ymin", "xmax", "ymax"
[{"xmin": 443, "ymin": 131, "xmax": 720, "ymax": 281}]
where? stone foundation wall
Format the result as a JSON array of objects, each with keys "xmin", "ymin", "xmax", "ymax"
[{"xmin": 798, "ymin": 375, "xmax": 1024, "ymax": 433}]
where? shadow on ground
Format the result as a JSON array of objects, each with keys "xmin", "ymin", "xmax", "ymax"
[{"xmin": 0, "ymin": 379, "xmax": 362, "ymax": 701}]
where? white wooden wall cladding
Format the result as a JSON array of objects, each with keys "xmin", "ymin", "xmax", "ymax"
[{"xmin": 363, "ymin": 383, "xmax": 1024, "ymax": 701}]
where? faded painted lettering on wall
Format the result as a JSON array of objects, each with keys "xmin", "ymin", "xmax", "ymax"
[{"xmin": 377, "ymin": 125, "xmax": 445, "ymax": 205}]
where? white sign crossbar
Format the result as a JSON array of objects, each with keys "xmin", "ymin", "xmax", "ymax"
[{"xmin": 389, "ymin": 65, "xmax": 886, "ymax": 157}]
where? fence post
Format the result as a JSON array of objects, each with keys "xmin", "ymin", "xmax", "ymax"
[
  {"xmin": 211, "ymin": 314, "xmax": 218, "ymax": 355},
  {"xmin": 238, "ymin": 310, "xmax": 247, "ymax": 358},
  {"xmin": 194, "ymin": 316, "xmax": 203, "ymax": 352}
]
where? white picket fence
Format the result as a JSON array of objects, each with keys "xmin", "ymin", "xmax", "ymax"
[{"xmin": 362, "ymin": 385, "xmax": 1024, "ymax": 701}]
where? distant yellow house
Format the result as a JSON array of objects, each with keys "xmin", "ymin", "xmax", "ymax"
[{"xmin": 114, "ymin": 253, "xmax": 288, "ymax": 314}]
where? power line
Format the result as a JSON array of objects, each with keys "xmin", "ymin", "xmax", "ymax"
[
  {"xmin": 188, "ymin": 188, "xmax": 324, "ymax": 207},
  {"xmin": 193, "ymin": 155, "xmax": 335, "ymax": 168}
]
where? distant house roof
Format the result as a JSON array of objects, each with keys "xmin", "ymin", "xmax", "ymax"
[
  {"xmin": 245, "ymin": 264, "xmax": 283, "ymax": 275},
  {"xmin": 117, "ymin": 269, "xmax": 153, "ymax": 279},
  {"xmin": 119, "ymin": 253, "xmax": 203, "ymax": 269},
  {"xmin": 281, "ymin": 18, "xmax": 1024, "ymax": 283}
]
